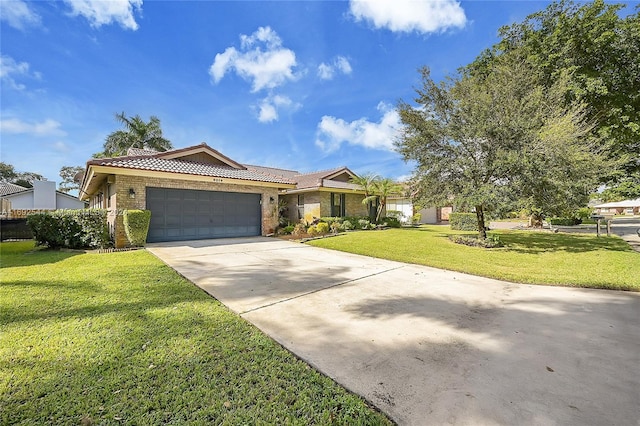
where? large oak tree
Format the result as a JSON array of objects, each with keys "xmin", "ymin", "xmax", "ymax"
[{"xmin": 396, "ymin": 56, "xmax": 610, "ymax": 238}]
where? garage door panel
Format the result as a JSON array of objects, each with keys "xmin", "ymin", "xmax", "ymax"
[{"xmin": 146, "ymin": 187, "xmax": 261, "ymax": 242}]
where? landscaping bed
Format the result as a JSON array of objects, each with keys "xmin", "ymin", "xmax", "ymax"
[{"xmin": 0, "ymin": 241, "xmax": 391, "ymax": 425}]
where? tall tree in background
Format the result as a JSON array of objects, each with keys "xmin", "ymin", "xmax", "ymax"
[
  {"xmin": 59, "ymin": 166, "xmax": 85, "ymax": 193},
  {"xmin": 0, "ymin": 162, "xmax": 44, "ymax": 188},
  {"xmin": 396, "ymin": 57, "xmax": 609, "ymax": 238},
  {"xmin": 468, "ymin": 0, "xmax": 639, "ymax": 185},
  {"xmin": 95, "ymin": 112, "xmax": 172, "ymax": 158}
]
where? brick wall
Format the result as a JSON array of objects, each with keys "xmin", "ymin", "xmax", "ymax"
[
  {"xmin": 345, "ymin": 193, "xmax": 367, "ymax": 217},
  {"xmin": 107, "ymin": 174, "xmax": 279, "ymax": 247}
]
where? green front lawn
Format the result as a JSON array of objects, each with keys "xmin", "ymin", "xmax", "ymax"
[
  {"xmin": 0, "ymin": 242, "xmax": 390, "ymax": 425},
  {"xmin": 308, "ymin": 226, "xmax": 639, "ymax": 291}
]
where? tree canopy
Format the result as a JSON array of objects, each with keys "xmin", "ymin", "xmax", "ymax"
[
  {"xmin": 95, "ymin": 112, "xmax": 172, "ymax": 158},
  {"xmin": 58, "ymin": 166, "xmax": 85, "ymax": 194},
  {"xmin": 396, "ymin": 56, "xmax": 610, "ymax": 238},
  {"xmin": 0, "ymin": 162, "xmax": 44, "ymax": 188},
  {"xmin": 468, "ymin": 0, "xmax": 639, "ymax": 181}
]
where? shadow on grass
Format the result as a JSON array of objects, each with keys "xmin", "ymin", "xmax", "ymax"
[
  {"xmin": 402, "ymin": 226, "xmax": 633, "ymax": 254},
  {"xmin": 0, "ymin": 243, "xmax": 81, "ymax": 268}
]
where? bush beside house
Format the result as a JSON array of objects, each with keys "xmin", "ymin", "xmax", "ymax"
[
  {"xmin": 27, "ymin": 209, "xmax": 110, "ymax": 249},
  {"xmin": 123, "ymin": 210, "xmax": 152, "ymax": 247}
]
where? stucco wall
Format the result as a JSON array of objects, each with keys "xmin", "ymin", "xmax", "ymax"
[{"xmin": 103, "ymin": 174, "xmax": 280, "ymax": 247}]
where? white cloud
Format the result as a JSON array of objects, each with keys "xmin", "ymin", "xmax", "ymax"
[
  {"xmin": 209, "ymin": 26, "xmax": 298, "ymax": 92},
  {"xmin": 52, "ymin": 141, "xmax": 71, "ymax": 152},
  {"xmin": 0, "ymin": 0, "xmax": 41, "ymax": 30},
  {"xmin": 0, "ymin": 55, "xmax": 41, "ymax": 90},
  {"xmin": 63, "ymin": 0, "xmax": 143, "ymax": 30},
  {"xmin": 315, "ymin": 102, "xmax": 401, "ymax": 152},
  {"xmin": 349, "ymin": 0, "xmax": 466, "ymax": 34},
  {"xmin": 317, "ymin": 56, "xmax": 352, "ymax": 80},
  {"xmin": 257, "ymin": 94, "xmax": 300, "ymax": 123},
  {"xmin": 0, "ymin": 118, "xmax": 66, "ymax": 137}
]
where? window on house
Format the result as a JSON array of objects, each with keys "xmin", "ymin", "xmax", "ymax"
[
  {"xmin": 368, "ymin": 198, "xmax": 378, "ymax": 220},
  {"xmin": 297, "ymin": 194, "xmax": 304, "ymax": 220},
  {"xmin": 94, "ymin": 192, "xmax": 103, "ymax": 209},
  {"xmin": 331, "ymin": 193, "xmax": 345, "ymax": 217},
  {"xmin": 107, "ymin": 184, "xmax": 113, "ymax": 208}
]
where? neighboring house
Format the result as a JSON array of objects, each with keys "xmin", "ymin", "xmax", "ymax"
[
  {"xmin": 593, "ymin": 198, "xmax": 640, "ymax": 215},
  {"xmin": 79, "ymin": 143, "xmax": 372, "ymax": 247},
  {"xmin": 0, "ymin": 181, "xmax": 85, "ymax": 211},
  {"xmin": 385, "ymin": 196, "xmax": 451, "ymax": 224}
]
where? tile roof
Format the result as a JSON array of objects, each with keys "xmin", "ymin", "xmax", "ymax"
[
  {"xmin": 0, "ymin": 182, "xmax": 30, "ymax": 197},
  {"xmin": 86, "ymin": 144, "xmax": 361, "ymax": 190},
  {"xmin": 89, "ymin": 154, "xmax": 296, "ymax": 185},
  {"xmin": 245, "ymin": 165, "xmax": 361, "ymax": 191}
]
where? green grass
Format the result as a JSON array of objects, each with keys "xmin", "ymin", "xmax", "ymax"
[
  {"xmin": 308, "ymin": 226, "xmax": 640, "ymax": 291},
  {"xmin": 0, "ymin": 241, "xmax": 391, "ymax": 425}
]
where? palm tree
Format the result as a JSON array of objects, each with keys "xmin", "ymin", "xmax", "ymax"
[
  {"xmin": 98, "ymin": 112, "xmax": 172, "ymax": 157},
  {"xmin": 352, "ymin": 174, "xmax": 402, "ymax": 223},
  {"xmin": 369, "ymin": 178, "xmax": 403, "ymax": 223},
  {"xmin": 350, "ymin": 173, "xmax": 380, "ymax": 220}
]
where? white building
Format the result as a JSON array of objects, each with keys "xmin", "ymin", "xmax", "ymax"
[{"xmin": 1, "ymin": 181, "xmax": 86, "ymax": 211}]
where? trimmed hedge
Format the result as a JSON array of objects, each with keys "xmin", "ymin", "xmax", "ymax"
[
  {"xmin": 549, "ymin": 217, "xmax": 582, "ymax": 226},
  {"xmin": 123, "ymin": 210, "xmax": 152, "ymax": 247},
  {"xmin": 27, "ymin": 209, "xmax": 110, "ymax": 249},
  {"xmin": 449, "ymin": 212, "xmax": 481, "ymax": 231},
  {"xmin": 380, "ymin": 216, "xmax": 401, "ymax": 228}
]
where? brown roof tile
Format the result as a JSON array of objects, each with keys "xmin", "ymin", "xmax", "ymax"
[{"xmin": 89, "ymin": 156, "xmax": 296, "ymax": 184}]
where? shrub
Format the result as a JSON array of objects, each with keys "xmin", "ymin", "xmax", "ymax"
[
  {"xmin": 549, "ymin": 217, "xmax": 582, "ymax": 226},
  {"xmin": 73, "ymin": 209, "xmax": 110, "ymax": 248},
  {"xmin": 380, "ymin": 216, "xmax": 401, "ymax": 228},
  {"xmin": 282, "ymin": 225, "xmax": 295, "ymax": 235},
  {"xmin": 575, "ymin": 207, "xmax": 593, "ymax": 221},
  {"xmin": 27, "ymin": 209, "xmax": 110, "ymax": 249},
  {"xmin": 357, "ymin": 219, "xmax": 371, "ymax": 230},
  {"xmin": 319, "ymin": 217, "xmax": 343, "ymax": 227},
  {"xmin": 342, "ymin": 220, "xmax": 354, "ymax": 231},
  {"xmin": 292, "ymin": 223, "xmax": 307, "ymax": 237},
  {"xmin": 385, "ymin": 210, "xmax": 405, "ymax": 222},
  {"xmin": 411, "ymin": 213, "xmax": 422, "ymax": 224},
  {"xmin": 343, "ymin": 216, "xmax": 370, "ymax": 226},
  {"xmin": 123, "ymin": 210, "xmax": 152, "ymax": 247},
  {"xmin": 330, "ymin": 222, "xmax": 342, "ymax": 234},
  {"xmin": 315, "ymin": 222, "xmax": 329, "ymax": 235},
  {"xmin": 449, "ymin": 234, "xmax": 503, "ymax": 248},
  {"xmin": 450, "ymin": 212, "xmax": 480, "ymax": 231},
  {"xmin": 307, "ymin": 225, "xmax": 319, "ymax": 236}
]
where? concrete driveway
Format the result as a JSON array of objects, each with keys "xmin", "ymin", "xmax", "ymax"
[{"xmin": 148, "ymin": 237, "xmax": 640, "ymax": 425}]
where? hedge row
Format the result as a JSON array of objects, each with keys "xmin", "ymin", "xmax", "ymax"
[
  {"xmin": 27, "ymin": 209, "xmax": 110, "ymax": 249},
  {"xmin": 548, "ymin": 217, "xmax": 582, "ymax": 226}
]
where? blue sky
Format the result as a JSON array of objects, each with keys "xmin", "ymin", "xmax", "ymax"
[{"xmin": 2, "ymin": 0, "xmax": 629, "ymax": 190}]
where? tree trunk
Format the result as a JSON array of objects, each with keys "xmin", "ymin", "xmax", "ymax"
[{"xmin": 475, "ymin": 205, "xmax": 487, "ymax": 239}]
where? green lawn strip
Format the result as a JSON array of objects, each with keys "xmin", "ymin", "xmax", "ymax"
[
  {"xmin": 0, "ymin": 242, "xmax": 391, "ymax": 425},
  {"xmin": 308, "ymin": 226, "xmax": 639, "ymax": 291}
]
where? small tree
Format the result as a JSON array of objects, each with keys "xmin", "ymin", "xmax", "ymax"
[{"xmin": 352, "ymin": 175, "xmax": 402, "ymax": 223}]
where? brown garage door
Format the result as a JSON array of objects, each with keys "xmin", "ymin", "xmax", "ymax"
[{"xmin": 146, "ymin": 187, "xmax": 261, "ymax": 242}]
